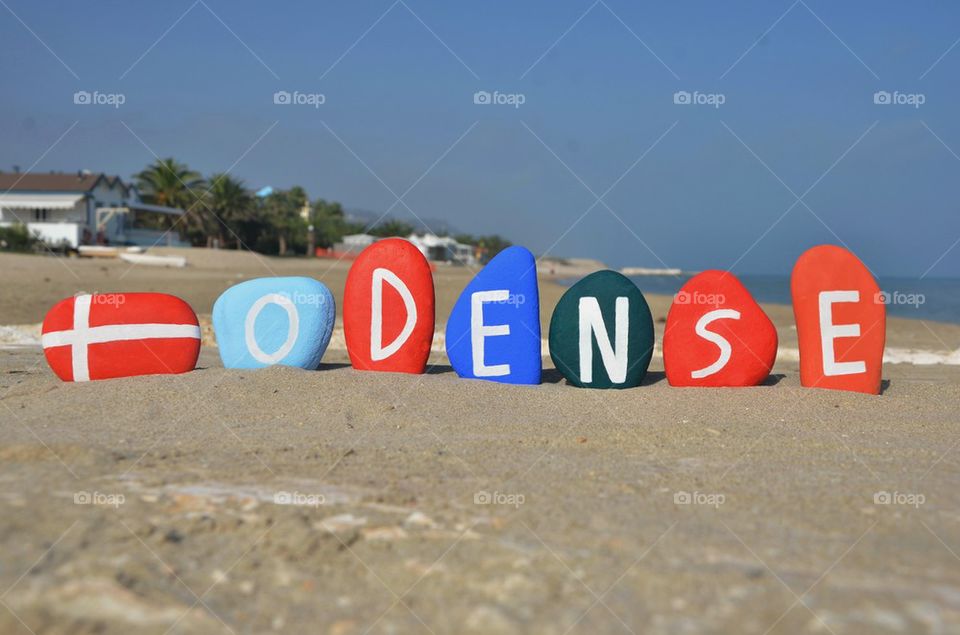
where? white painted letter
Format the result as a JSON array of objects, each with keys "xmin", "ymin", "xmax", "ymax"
[
  {"xmin": 818, "ymin": 290, "xmax": 866, "ymax": 376},
  {"xmin": 245, "ymin": 293, "xmax": 299, "ymax": 364},
  {"xmin": 370, "ymin": 267, "xmax": 417, "ymax": 361},
  {"xmin": 691, "ymin": 309, "xmax": 741, "ymax": 379},
  {"xmin": 578, "ymin": 296, "xmax": 629, "ymax": 384},
  {"xmin": 471, "ymin": 290, "xmax": 511, "ymax": 377}
]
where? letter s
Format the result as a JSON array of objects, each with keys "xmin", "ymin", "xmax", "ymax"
[{"xmin": 691, "ymin": 309, "xmax": 741, "ymax": 379}]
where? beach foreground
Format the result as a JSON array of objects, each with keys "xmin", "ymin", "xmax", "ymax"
[{"xmin": 2, "ymin": 250, "xmax": 960, "ymax": 634}]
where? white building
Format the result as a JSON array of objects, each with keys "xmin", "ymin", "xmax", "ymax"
[
  {"xmin": 407, "ymin": 232, "xmax": 476, "ymax": 266},
  {"xmin": 332, "ymin": 231, "xmax": 477, "ymax": 265},
  {"xmin": 0, "ymin": 171, "xmax": 186, "ymax": 249}
]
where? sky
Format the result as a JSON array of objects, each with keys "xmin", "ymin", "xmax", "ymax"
[{"xmin": 2, "ymin": 0, "xmax": 959, "ymax": 276}]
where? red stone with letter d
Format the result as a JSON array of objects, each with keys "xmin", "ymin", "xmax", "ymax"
[{"xmin": 343, "ymin": 238, "xmax": 435, "ymax": 373}]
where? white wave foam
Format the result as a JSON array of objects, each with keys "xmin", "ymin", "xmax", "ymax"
[
  {"xmin": 0, "ymin": 324, "xmax": 41, "ymax": 348},
  {"xmin": 776, "ymin": 347, "xmax": 960, "ymax": 365},
  {"xmin": 882, "ymin": 347, "xmax": 960, "ymax": 365}
]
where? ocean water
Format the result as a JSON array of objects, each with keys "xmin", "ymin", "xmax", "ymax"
[{"xmin": 560, "ymin": 274, "xmax": 960, "ymax": 325}]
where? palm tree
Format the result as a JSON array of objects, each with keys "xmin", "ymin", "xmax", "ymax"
[
  {"xmin": 207, "ymin": 173, "xmax": 252, "ymax": 249},
  {"xmin": 262, "ymin": 186, "xmax": 308, "ymax": 255},
  {"xmin": 134, "ymin": 158, "xmax": 206, "ymax": 243}
]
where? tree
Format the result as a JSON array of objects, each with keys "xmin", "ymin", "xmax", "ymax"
[
  {"xmin": 454, "ymin": 233, "xmax": 511, "ymax": 263},
  {"xmin": 310, "ymin": 198, "xmax": 349, "ymax": 248},
  {"xmin": 368, "ymin": 219, "xmax": 414, "ymax": 238},
  {"xmin": 207, "ymin": 173, "xmax": 253, "ymax": 249},
  {"xmin": 134, "ymin": 158, "xmax": 206, "ymax": 244},
  {"xmin": 129, "ymin": 158, "xmax": 513, "ymax": 258},
  {"xmin": 260, "ymin": 186, "xmax": 308, "ymax": 255},
  {"xmin": 0, "ymin": 224, "xmax": 37, "ymax": 252},
  {"xmin": 476, "ymin": 234, "xmax": 512, "ymax": 261}
]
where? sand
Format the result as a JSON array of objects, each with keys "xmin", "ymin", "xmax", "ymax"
[{"xmin": 1, "ymin": 249, "xmax": 959, "ymax": 634}]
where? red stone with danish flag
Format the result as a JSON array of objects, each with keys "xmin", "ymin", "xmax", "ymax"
[
  {"xmin": 663, "ymin": 270, "xmax": 778, "ymax": 387},
  {"xmin": 791, "ymin": 245, "xmax": 885, "ymax": 394},
  {"xmin": 343, "ymin": 238, "xmax": 435, "ymax": 373},
  {"xmin": 42, "ymin": 293, "xmax": 201, "ymax": 382}
]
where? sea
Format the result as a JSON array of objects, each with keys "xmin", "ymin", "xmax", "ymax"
[{"xmin": 560, "ymin": 274, "xmax": 960, "ymax": 325}]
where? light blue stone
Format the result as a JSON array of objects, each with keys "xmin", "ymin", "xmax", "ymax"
[
  {"xmin": 213, "ymin": 277, "xmax": 335, "ymax": 370},
  {"xmin": 445, "ymin": 246, "xmax": 541, "ymax": 384}
]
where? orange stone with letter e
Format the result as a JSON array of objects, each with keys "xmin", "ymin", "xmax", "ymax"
[
  {"xmin": 664, "ymin": 270, "xmax": 777, "ymax": 387},
  {"xmin": 343, "ymin": 238, "xmax": 435, "ymax": 373},
  {"xmin": 791, "ymin": 245, "xmax": 885, "ymax": 394}
]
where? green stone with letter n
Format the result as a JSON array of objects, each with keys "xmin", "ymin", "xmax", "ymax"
[{"xmin": 548, "ymin": 270, "xmax": 654, "ymax": 389}]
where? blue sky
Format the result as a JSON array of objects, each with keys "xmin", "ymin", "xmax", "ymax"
[{"xmin": 2, "ymin": 1, "xmax": 959, "ymax": 275}]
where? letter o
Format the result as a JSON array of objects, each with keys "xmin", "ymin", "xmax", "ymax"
[{"xmin": 244, "ymin": 293, "xmax": 299, "ymax": 364}]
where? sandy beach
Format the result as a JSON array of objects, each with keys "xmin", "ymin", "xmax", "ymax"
[{"xmin": 2, "ymin": 249, "xmax": 960, "ymax": 634}]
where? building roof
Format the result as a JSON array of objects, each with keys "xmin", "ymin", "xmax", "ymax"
[
  {"xmin": 0, "ymin": 171, "xmax": 129, "ymax": 194},
  {"xmin": 0, "ymin": 193, "xmax": 85, "ymax": 209}
]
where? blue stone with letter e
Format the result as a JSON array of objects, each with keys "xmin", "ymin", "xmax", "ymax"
[
  {"xmin": 213, "ymin": 277, "xmax": 335, "ymax": 369},
  {"xmin": 445, "ymin": 246, "xmax": 541, "ymax": 384}
]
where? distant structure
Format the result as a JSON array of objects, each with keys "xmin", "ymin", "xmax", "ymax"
[
  {"xmin": 406, "ymin": 232, "xmax": 476, "ymax": 266},
  {"xmin": 0, "ymin": 171, "xmax": 186, "ymax": 248},
  {"xmin": 329, "ymin": 231, "xmax": 478, "ymax": 266},
  {"xmin": 619, "ymin": 266, "xmax": 684, "ymax": 276},
  {"xmin": 337, "ymin": 233, "xmax": 378, "ymax": 253}
]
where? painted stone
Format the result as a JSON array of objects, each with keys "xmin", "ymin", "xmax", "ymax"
[
  {"xmin": 663, "ymin": 270, "xmax": 777, "ymax": 387},
  {"xmin": 42, "ymin": 293, "xmax": 200, "ymax": 382},
  {"xmin": 548, "ymin": 270, "xmax": 654, "ymax": 389},
  {"xmin": 213, "ymin": 277, "xmax": 334, "ymax": 370},
  {"xmin": 445, "ymin": 246, "xmax": 541, "ymax": 384},
  {"xmin": 791, "ymin": 245, "xmax": 885, "ymax": 394},
  {"xmin": 343, "ymin": 238, "xmax": 435, "ymax": 374}
]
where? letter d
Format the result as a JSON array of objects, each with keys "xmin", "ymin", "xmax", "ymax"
[{"xmin": 371, "ymin": 268, "xmax": 417, "ymax": 361}]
